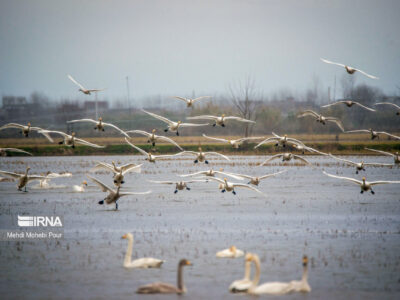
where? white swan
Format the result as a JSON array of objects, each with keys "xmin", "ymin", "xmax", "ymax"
[
  {"xmin": 148, "ymin": 179, "xmax": 208, "ymax": 193},
  {"xmin": 227, "ymin": 170, "xmax": 286, "ymax": 186},
  {"xmin": 208, "ymin": 177, "xmax": 264, "ymax": 195},
  {"xmin": 67, "ymin": 74, "xmax": 105, "ymax": 95},
  {"xmin": 260, "ymin": 153, "xmax": 311, "ymax": 166},
  {"xmin": 0, "ymin": 122, "xmax": 53, "ymax": 141},
  {"xmin": 229, "ymin": 257, "xmax": 252, "ymax": 293},
  {"xmin": 67, "ymin": 117, "xmax": 129, "ymax": 137},
  {"xmin": 88, "ymin": 175, "xmax": 151, "ymax": 210},
  {"xmin": 136, "ymin": 259, "xmax": 192, "ymax": 294},
  {"xmin": 375, "ymin": 102, "xmax": 400, "ymax": 115},
  {"xmin": 322, "ymin": 171, "xmax": 400, "ymax": 194},
  {"xmin": 297, "ymin": 110, "xmax": 344, "ymax": 132},
  {"xmin": 122, "ymin": 233, "xmax": 164, "ymax": 268},
  {"xmin": 291, "ymin": 143, "xmax": 328, "ymax": 155},
  {"xmin": 288, "ymin": 256, "xmax": 312, "ymax": 293},
  {"xmin": 216, "ymin": 246, "xmax": 244, "ymax": 258},
  {"xmin": 0, "ymin": 148, "xmax": 32, "ymax": 156},
  {"xmin": 202, "ymin": 134, "xmax": 264, "ymax": 149},
  {"xmin": 328, "ymin": 153, "xmax": 393, "ymax": 174},
  {"xmin": 345, "ymin": 128, "xmax": 400, "ymax": 140},
  {"xmin": 172, "ymin": 96, "xmax": 211, "ymax": 107},
  {"xmin": 365, "ymin": 148, "xmax": 399, "ymax": 164},
  {"xmin": 322, "ymin": 100, "xmax": 376, "ymax": 112},
  {"xmin": 182, "ymin": 147, "xmax": 230, "ymax": 164},
  {"xmin": 246, "ymin": 253, "xmax": 294, "ymax": 295},
  {"xmin": 0, "ymin": 166, "xmax": 46, "ymax": 192},
  {"xmin": 39, "ymin": 130, "xmax": 105, "ymax": 148},
  {"xmin": 91, "ymin": 161, "xmax": 142, "ymax": 186},
  {"xmin": 320, "ymin": 58, "xmax": 378, "ymax": 79},
  {"xmin": 126, "ymin": 129, "xmax": 183, "ymax": 150},
  {"xmin": 255, "ymin": 132, "xmax": 305, "ymax": 149},
  {"xmin": 125, "ymin": 138, "xmax": 184, "ymax": 163},
  {"xmin": 142, "ymin": 109, "xmax": 208, "ymax": 135},
  {"xmin": 178, "ymin": 169, "xmax": 244, "ymax": 181},
  {"xmin": 36, "ymin": 171, "xmax": 72, "ymax": 189},
  {"xmin": 187, "ymin": 114, "xmax": 255, "ymax": 127},
  {"xmin": 73, "ymin": 180, "xmax": 87, "ymax": 192}
]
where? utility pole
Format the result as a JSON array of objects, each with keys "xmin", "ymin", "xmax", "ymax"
[
  {"xmin": 126, "ymin": 76, "xmax": 131, "ymax": 114},
  {"xmin": 333, "ymin": 75, "xmax": 336, "ymax": 101}
]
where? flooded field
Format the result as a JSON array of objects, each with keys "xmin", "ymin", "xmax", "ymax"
[{"xmin": 0, "ymin": 155, "xmax": 399, "ymax": 299}]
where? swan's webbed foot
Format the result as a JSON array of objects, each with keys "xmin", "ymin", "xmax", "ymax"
[
  {"xmin": 232, "ymin": 190, "xmax": 236, "ymax": 195},
  {"xmin": 221, "ymin": 189, "xmax": 226, "ymax": 193},
  {"xmin": 205, "ymin": 160, "xmax": 209, "ymax": 164},
  {"xmin": 275, "ymin": 143, "xmax": 278, "ymax": 147},
  {"xmin": 102, "ymin": 129, "xmax": 105, "ymax": 131},
  {"xmin": 186, "ymin": 187, "xmax": 191, "ymax": 190},
  {"xmin": 212, "ymin": 123, "xmax": 216, "ymax": 127},
  {"xmin": 221, "ymin": 124, "xmax": 225, "ymax": 127},
  {"xmin": 72, "ymin": 145, "xmax": 75, "ymax": 149},
  {"xmin": 152, "ymin": 142, "xmax": 155, "ymax": 147},
  {"xmin": 194, "ymin": 160, "xmax": 198, "ymax": 163},
  {"xmin": 174, "ymin": 189, "xmax": 178, "ymax": 194},
  {"xmin": 356, "ymin": 170, "xmax": 359, "ymax": 174},
  {"xmin": 94, "ymin": 127, "xmax": 97, "ymax": 130},
  {"xmin": 115, "ymin": 202, "xmax": 118, "ymax": 210},
  {"xmin": 121, "ymin": 181, "xmax": 125, "ymax": 184},
  {"xmin": 176, "ymin": 131, "xmax": 179, "ymax": 136},
  {"xmin": 164, "ymin": 128, "xmax": 168, "ymax": 132},
  {"xmin": 58, "ymin": 141, "xmax": 63, "ymax": 145},
  {"xmin": 360, "ymin": 190, "xmax": 364, "ymax": 194},
  {"xmin": 371, "ymin": 190, "xmax": 375, "ymax": 195},
  {"xmin": 98, "ymin": 200, "xmax": 104, "ymax": 205}
]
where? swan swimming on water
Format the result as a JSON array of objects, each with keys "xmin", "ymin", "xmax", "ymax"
[
  {"xmin": 229, "ymin": 257, "xmax": 252, "ymax": 293},
  {"xmin": 136, "ymin": 259, "xmax": 192, "ymax": 294},
  {"xmin": 216, "ymin": 246, "xmax": 244, "ymax": 258},
  {"xmin": 121, "ymin": 233, "xmax": 164, "ymax": 268}
]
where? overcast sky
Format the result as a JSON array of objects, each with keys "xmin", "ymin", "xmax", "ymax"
[{"xmin": 0, "ymin": 0, "xmax": 399, "ymax": 102}]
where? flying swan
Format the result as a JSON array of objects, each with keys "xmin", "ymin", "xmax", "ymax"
[
  {"xmin": 67, "ymin": 117, "xmax": 129, "ymax": 137},
  {"xmin": 187, "ymin": 114, "xmax": 255, "ymax": 127},
  {"xmin": 322, "ymin": 100, "xmax": 376, "ymax": 112},
  {"xmin": 297, "ymin": 110, "xmax": 344, "ymax": 132},
  {"xmin": 320, "ymin": 58, "xmax": 378, "ymax": 79},
  {"xmin": 67, "ymin": 74, "xmax": 105, "ymax": 95},
  {"xmin": 126, "ymin": 129, "xmax": 183, "ymax": 150}
]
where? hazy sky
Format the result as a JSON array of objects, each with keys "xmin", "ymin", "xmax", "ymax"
[{"xmin": 0, "ymin": 0, "xmax": 399, "ymax": 102}]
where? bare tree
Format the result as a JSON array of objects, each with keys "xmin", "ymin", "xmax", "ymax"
[{"xmin": 228, "ymin": 76, "xmax": 262, "ymax": 137}]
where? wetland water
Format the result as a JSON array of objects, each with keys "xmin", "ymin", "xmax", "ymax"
[{"xmin": 0, "ymin": 155, "xmax": 399, "ymax": 299}]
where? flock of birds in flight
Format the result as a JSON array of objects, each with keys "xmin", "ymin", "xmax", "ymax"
[{"xmin": 0, "ymin": 58, "xmax": 399, "ymax": 295}]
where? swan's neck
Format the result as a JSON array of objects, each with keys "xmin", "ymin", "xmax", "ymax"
[
  {"xmin": 301, "ymin": 264, "xmax": 308, "ymax": 283},
  {"xmin": 177, "ymin": 264, "xmax": 185, "ymax": 291},
  {"xmin": 124, "ymin": 237, "xmax": 133, "ymax": 266},
  {"xmin": 252, "ymin": 256, "xmax": 261, "ymax": 286},
  {"xmin": 244, "ymin": 260, "xmax": 251, "ymax": 280}
]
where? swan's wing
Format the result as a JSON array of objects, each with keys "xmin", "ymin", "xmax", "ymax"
[
  {"xmin": 223, "ymin": 116, "xmax": 255, "ymax": 123},
  {"xmin": 259, "ymin": 170, "xmax": 286, "ymax": 180},
  {"xmin": 369, "ymin": 180, "xmax": 400, "ymax": 186},
  {"xmin": 27, "ymin": 175, "xmax": 47, "ymax": 181},
  {"xmin": 353, "ymin": 102, "xmax": 376, "ymax": 112},
  {"xmin": 179, "ymin": 122, "xmax": 209, "ymax": 127},
  {"xmin": 345, "ymin": 129, "xmax": 370, "ymax": 133},
  {"xmin": 142, "ymin": 110, "xmax": 173, "ymax": 125},
  {"xmin": 378, "ymin": 132, "xmax": 400, "ymax": 140},
  {"xmin": 29, "ymin": 128, "xmax": 54, "ymax": 142},
  {"xmin": 124, "ymin": 138, "xmax": 148, "ymax": 156},
  {"xmin": 91, "ymin": 161, "xmax": 115, "ymax": 173},
  {"xmin": 237, "ymin": 136, "xmax": 265, "ymax": 142},
  {"xmin": 364, "ymin": 148, "xmax": 394, "ymax": 157},
  {"xmin": 46, "ymin": 172, "xmax": 73, "ymax": 178},
  {"xmin": 322, "ymin": 171, "xmax": 361, "ymax": 185},
  {"xmin": 180, "ymin": 151, "xmax": 198, "ymax": 156},
  {"xmin": 119, "ymin": 190, "xmax": 151, "ymax": 197},
  {"xmin": 0, "ymin": 123, "xmax": 25, "ymax": 130},
  {"xmin": 320, "ymin": 58, "xmax": 346, "ymax": 68},
  {"xmin": 0, "ymin": 170, "xmax": 21, "ymax": 179},
  {"xmin": 121, "ymin": 164, "xmax": 142, "ymax": 175},
  {"xmin": 120, "ymin": 162, "xmax": 140, "ymax": 171},
  {"xmin": 39, "ymin": 130, "xmax": 69, "ymax": 138},
  {"xmin": 86, "ymin": 89, "xmax": 105, "ymax": 92},
  {"xmin": 192, "ymin": 96, "xmax": 211, "ymax": 102},
  {"xmin": 202, "ymin": 134, "xmax": 228, "ymax": 143},
  {"xmin": 214, "ymin": 171, "xmax": 246, "ymax": 181},
  {"xmin": 254, "ymin": 137, "xmax": 279, "ymax": 149},
  {"xmin": 87, "ymin": 175, "xmax": 113, "ymax": 193},
  {"xmin": 233, "ymin": 183, "xmax": 264, "ymax": 194},
  {"xmin": 259, "ymin": 154, "xmax": 282, "ymax": 165},
  {"xmin": 363, "ymin": 162, "xmax": 394, "ymax": 167},
  {"xmin": 286, "ymin": 137, "xmax": 306, "ymax": 146},
  {"xmin": 67, "ymin": 74, "xmax": 86, "ymax": 90},
  {"xmin": 297, "ymin": 110, "xmax": 319, "ymax": 118},
  {"xmin": 354, "ymin": 68, "xmax": 379, "ymax": 80},
  {"xmin": 125, "ymin": 130, "xmax": 151, "ymax": 137},
  {"xmin": 67, "ymin": 119, "xmax": 97, "ymax": 124},
  {"xmin": 153, "ymin": 152, "xmax": 186, "ymax": 159},
  {"xmin": 321, "ymin": 101, "xmax": 342, "ymax": 108},
  {"xmin": 178, "ymin": 171, "xmax": 207, "ymax": 177},
  {"xmin": 292, "ymin": 155, "xmax": 311, "ymax": 165},
  {"xmin": 207, "ymin": 177, "xmax": 225, "ymax": 184},
  {"xmin": 327, "ymin": 113, "xmax": 343, "ymax": 123},
  {"xmin": 205, "ymin": 152, "xmax": 230, "ymax": 161},
  {"xmin": 74, "ymin": 138, "xmax": 105, "ymax": 148},
  {"xmin": 375, "ymin": 102, "xmax": 400, "ymax": 109},
  {"xmin": 328, "ymin": 154, "xmax": 356, "ymax": 165},
  {"xmin": 155, "ymin": 135, "xmax": 183, "ymax": 150},
  {"xmin": 172, "ymin": 96, "xmax": 188, "ymax": 103},
  {"xmin": 148, "ymin": 180, "xmax": 175, "ymax": 185},
  {"xmin": 1, "ymin": 148, "xmax": 33, "ymax": 155},
  {"xmin": 102, "ymin": 122, "xmax": 129, "ymax": 137},
  {"xmin": 271, "ymin": 132, "xmax": 280, "ymax": 138},
  {"xmin": 185, "ymin": 179, "xmax": 209, "ymax": 183},
  {"xmin": 304, "ymin": 146, "xmax": 328, "ymax": 156},
  {"xmin": 186, "ymin": 115, "xmax": 217, "ymax": 121}
]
